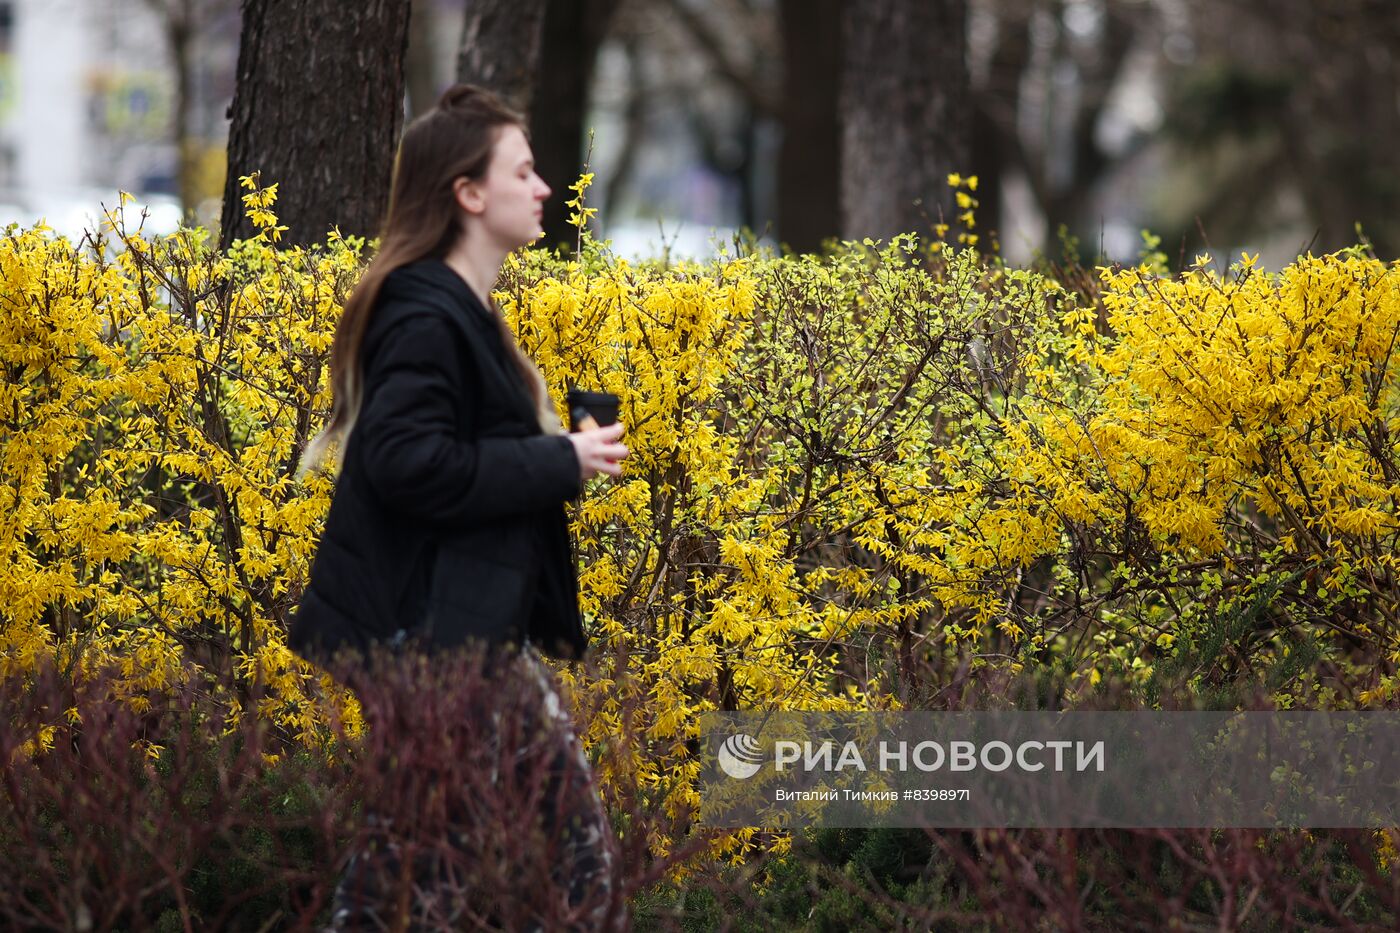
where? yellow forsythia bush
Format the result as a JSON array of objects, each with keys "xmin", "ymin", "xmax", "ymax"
[
  {"xmin": 4, "ymin": 178, "xmax": 1400, "ymax": 864},
  {"xmin": 502, "ymin": 233, "xmax": 1069, "ymax": 839},
  {"xmin": 0, "ymin": 185, "xmax": 361, "ymax": 738},
  {"xmin": 1015, "ymin": 250, "xmax": 1400, "ymax": 705}
]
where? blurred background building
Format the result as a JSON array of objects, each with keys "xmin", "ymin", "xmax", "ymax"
[
  {"xmin": 4, "ymin": 0, "xmax": 1397, "ymax": 263},
  {"xmin": 1, "ymin": 0, "xmax": 238, "ymax": 236}
]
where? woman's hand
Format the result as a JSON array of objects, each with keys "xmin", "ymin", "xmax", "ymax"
[{"xmin": 567, "ymin": 420, "xmax": 629, "ymax": 480}]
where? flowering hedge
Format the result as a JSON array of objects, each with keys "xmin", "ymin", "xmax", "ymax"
[
  {"xmin": 1, "ymin": 187, "xmax": 358, "ymax": 743},
  {"xmin": 4, "ymin": 181, "xmax": 1400, "ymax": 870}
]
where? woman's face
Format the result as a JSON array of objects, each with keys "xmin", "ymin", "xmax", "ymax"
[{"xmin": 462, "ymin": 124, "xmax": 552, "ymax": 251}]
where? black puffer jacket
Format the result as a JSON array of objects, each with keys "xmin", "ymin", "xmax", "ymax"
[{"xmin": 290, "ymin": 259, "xmax": 587, "ymax": 664}]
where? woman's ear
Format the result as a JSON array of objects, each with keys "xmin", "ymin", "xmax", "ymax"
[{"xmin": 453, "ymin": 176, "xmax": 486, "ymax": 215}]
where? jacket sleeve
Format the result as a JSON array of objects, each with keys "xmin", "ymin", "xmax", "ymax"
[{"xmin": 353, "ymin": 311, "xmax": 582, "ymax": 526}]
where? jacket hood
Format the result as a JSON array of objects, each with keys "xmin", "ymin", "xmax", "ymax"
[{"xmin": 379, "ymin": 259, "xmax": 491, "ymax": 322}]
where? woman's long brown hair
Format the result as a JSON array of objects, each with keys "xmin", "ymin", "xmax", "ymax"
[{"xmin": 299, "ymin": 84, "xmax": 561, "ymax": 477}]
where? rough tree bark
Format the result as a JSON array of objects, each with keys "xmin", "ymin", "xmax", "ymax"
[
  {"xmin": 456, "ymin": 0, "xmax": 548, "ymax": 114},
  {"xmin": 220, "ymin": 0, "xmax": 412, "ymax": 249},
  {"xmin": 839, "ymin": 0, "xmax": 969, "ymax": 243}
]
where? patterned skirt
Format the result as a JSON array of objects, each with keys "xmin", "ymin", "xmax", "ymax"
[{"xmin": 326, "ymin": 645, "xmax": 617, "ymax": 931}]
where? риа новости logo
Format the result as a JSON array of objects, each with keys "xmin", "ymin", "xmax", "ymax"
[{"xmin": 718, "ymin": 733, "xmax": 764, "ymax": 779}]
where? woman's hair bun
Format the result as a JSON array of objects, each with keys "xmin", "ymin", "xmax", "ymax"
[
  {"xmin": 434, "ymin": 84, "xmax": 525, "ymax": 125},
  {"xmin": 438, "ymin": 84, "xmax": 484, "ymax": 109}
]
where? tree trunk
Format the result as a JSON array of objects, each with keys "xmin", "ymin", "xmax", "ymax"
[
  {"xmin": 777, "ymin": 0, "xmax": 840, "ymax": 254},
  {"xmin": 144, "ymin": 0, "xmax": 198, "ymax": 217},
  {"xmin": 969, "ymin": 5, "xmax": 1030, "ymax": 242},
  {"xmin": 602, "ymin": 33, "xmax": 645, "ymax": 222},
  {"xmin": 405, "ymin": 0, "xmax": 441, "ymax": 118},
  {"xmin": 529, "ymin": 0, "xmax": 617, "ymax": 250},
  {"xmin": 455, "ymin": 0, "xmax": 548, "ymax": 115},
  {"xmin": 166, "ymin": 0, "xmax": 197, "ymax": 218},
  {"xmin": 220, "ymin": 0, "xmax": 412, "ymax": 250},
  {"xmin": 839, "ymin": 0, "xmax": 969, "ymax": 243},
  {"xmin": 1040, "ymin": 2, "xmax": 1134, "ymax": 248}
]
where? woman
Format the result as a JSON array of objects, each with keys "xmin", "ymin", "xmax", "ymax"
[{"xmin": 291, "ymin": 84, "xmax": 627, "ymax": 929}]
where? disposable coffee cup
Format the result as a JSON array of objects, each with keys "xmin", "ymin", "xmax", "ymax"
[{"xmin": 566, "ymin": 389, "xmax": 620, "ymax": 432}]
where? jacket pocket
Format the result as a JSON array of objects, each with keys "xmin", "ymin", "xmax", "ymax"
[
  {"xmin": 422, "ymin": 523, "xmax": 534, "ymax": 651},
  {"xmin": 394, "ymin": 538, "xmax": 437, "ymax": 638}
]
